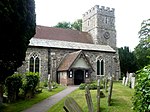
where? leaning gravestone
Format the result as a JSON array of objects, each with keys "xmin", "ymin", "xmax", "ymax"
[
  {"xmin": 63, "ymin": 97, "xmax": 83, "ymax": 112},
  {"xmin": 104, "ymin": 76, "xmax": 108, "ymax": 92},
  {"xmin": 107, "ymin": 77, "xmax": 113, "ymax": 106},
  {"xmin": 85, "ymin": 86, "xmax": 94, "ymax": 112}
]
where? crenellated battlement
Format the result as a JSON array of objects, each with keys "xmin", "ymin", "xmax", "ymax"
[{"xmin": 82, "ymin": 5, "xmax": 115, "ymax": 21}]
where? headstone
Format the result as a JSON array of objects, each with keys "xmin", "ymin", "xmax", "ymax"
[
  {"xmin": 85, "ymin": 86, "xmax": 94, "ymax": 112},
  {"xmin": 107, "ymin": 77, "xmax": 113, "ymax": 106},
  {"xmin": 125, "ymin": 77, "xmax": 128, "ymax": 86},
  {"xmin": 104, "ymin": 76, "xmax": 108, "ymax": 92},
  {"xmin": 48, "ymin": 74, "xmax": 52, "ymax": 91},
  {"xmin": 97, "ymin": 79, "xmax": 100, "ymax": 112},
  {"xmin": 122, "ymin": 77, "xmax": 126, "ymax": 85},
  {"xmin": 131, "ymin": 77, "xmax": 135, "ymax": 89},
  {"xmin": 129, "ymin": 73, "xmax": 133, "ymax": 82},
  {"xmin": 63, "ymin": 97, "xmax": 83, "ymax": 112}
]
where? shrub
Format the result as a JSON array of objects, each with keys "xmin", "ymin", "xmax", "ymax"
[
  {"xmin": 89, "ymin": 83, "xmax": 97, "ymax": 90},
  {"xmin": 79, "ymin": 81, "xmax": 103, "ymax": 90},
  {"xmin": 79, "ymin": 83, "xmax": 86, "ymax": 90},
  {"xmin": 5, "ymin": 73, "xmax": 22, "ymax": 102},
  {"xmin": 52, "ymin": 81, "xmax": 59, "ymax": 89},
  {"xmin": 39, "ymin": 79, "xmax": 48, "ymax": 88},
  {"xmin": 132, "ymin": 65, "xmax": 150, "ymax": 112},
  {"xmin": 22, "ymin": 72, "xmax": 40, "ymax": 98}
]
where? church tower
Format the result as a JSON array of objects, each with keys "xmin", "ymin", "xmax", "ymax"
[{"xmin": 82, "ymin": 5, "xmax": 116, "ymax": 49}]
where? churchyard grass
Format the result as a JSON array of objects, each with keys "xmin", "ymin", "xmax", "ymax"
[
  {"xmin": 48, "ymin": 81, "xmax": 134, "ymax": 112},
  {"xmin": 1, "ymin": 85, "xmax": 66, "ymax": 112}
]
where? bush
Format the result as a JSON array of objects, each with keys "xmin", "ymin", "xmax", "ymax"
[
  {"xmin": 79, "ymin": 81, "xmax": 103, "ymax": 90},
  {"xmin": 52, "ymin": 81, "xmax": 59, "ymax": 89},
  {"xmin": 132, "ymin": 65, "xmax": 150, "ymax": 112},
  {"xmin": 5, "ymin": 73, "xmax": 22, "ymax": 102},
  {"xmin": 22, "ymin": 72, "xmax": 40, "ymax": 98},
  {"xmin": 39, "ymin": 79, "xmax": 48, "ymax": 88},
  {"xmin": 79, "ymin": 83, "xmax": 86, "ymax": 90}
]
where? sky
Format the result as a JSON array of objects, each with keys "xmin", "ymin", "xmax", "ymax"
[{"xmin": 34, "ymin": 0, "xmax": 150, "ymax": 51}]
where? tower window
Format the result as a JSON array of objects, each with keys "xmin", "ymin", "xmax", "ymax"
[
  {"xmin": 88, "ymin": 21, "xmax": 90, "ymax": 26},
  {"xmin": 97, "ymin": 59, "xmax": 104, "ymax": 75},
  {"xmin": 29, "ymin": 52, "xmax": 40, "ymax": 73},
  {"xmin": 105, "ymin": 17, "xmax": 108, "ymax": 24}
]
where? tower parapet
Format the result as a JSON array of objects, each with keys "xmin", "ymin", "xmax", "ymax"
[
  {"xmin": 83, "ymin": 5, "xmax": 115, "ymax": 21},
  {"xmin": 82, "ymin": 5, "xmax": 116, "ymax": 49}
]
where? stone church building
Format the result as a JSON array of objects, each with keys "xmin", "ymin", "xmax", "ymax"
[{"xmin": 18, "ymin": 5, "xmax": 120, "ymax": 85}]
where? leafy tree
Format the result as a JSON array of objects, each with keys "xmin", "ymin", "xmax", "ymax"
[
  {"xmin": 54, "ymin": 21, "xmax": 71, "ymax": 29},
  {"xmin": 0, "ymin": 0, "xmax": 36, "ymax": 104},
  {"xmin": 118, "ymin": 46, "xmax": 138, "ymax": 76},
  {"xmin": 54, "ymin": 19, "xmax": 82, "ymax": 31},
  {"xmin": 134, "ymin": 19, "xmax": 150, "ymax": 68},
  {"xmin": 132, "ymin": 65, "xmax": 150, "ymax": 112},
  {"xmin": 71, "ymin": 19, "xmax": 82, "ymax": 31}
]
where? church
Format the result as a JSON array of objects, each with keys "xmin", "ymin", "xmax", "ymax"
[{"xmin": 18, "ymin": 5, "xmax": 120, "ymax": 85}]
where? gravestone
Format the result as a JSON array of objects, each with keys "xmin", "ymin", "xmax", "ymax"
[
  {"xmin": 63, "ymin": 97, "xmax": 83, "ymax": 112},
  {"xmin": 97, "ymin": 78, "xmax": 100, "ymax": 112},
  {"xmin": 122, "ymin": 77, "xmax": 126, "ymax": 85},
  {"xmin": 48, "ymin": 74, "xmax": 52, "ymax": 91},
  {"xmin": 85, "ymin": 86, "xmax": 94, "ymax": 112},
  {"xmin": 131, "ymin": 77, "xmax": 135, "ymax": 89},
  {"xmin": 125, "ymin": 77, "xmax": 128, "ymax": 86},
  {"xmin": 107, "ymin": 77, "xmax": 113, "ymax": 106},
  {"xmin": 104, "ymin": 76, "xmax": 108, "ymax": 92}
]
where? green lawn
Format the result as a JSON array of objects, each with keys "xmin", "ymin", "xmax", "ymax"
[
  {"xmin": 1, "ymin": 85, "xmax": 66, "ymax": 112},
  {"xmin": 48, "ymin": 82, "xmax": 134, "ymax": 112}
]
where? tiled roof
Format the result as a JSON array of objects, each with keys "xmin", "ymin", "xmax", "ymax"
[
  {"xmin": 57, "ymin": 50, "xmax": 81, "ymax": 71},
  {"xmin": 57, "ymin": 50, "xmax": 94, "ymax": 71},
  {"xmin": 34, "ymin": 25, "xmax": 94, "ymax": 44},
  {"xmin": 29, "ymin": 38, "xmax": 116, "ymax": 53}
]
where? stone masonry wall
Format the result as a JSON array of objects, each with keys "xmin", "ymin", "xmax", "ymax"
[
  {"xmin": 18, "ymin": 47, "xmax": 120, "ymax": 83},
  {"xmin": 17, "ymin": 47, "xmax": 49, "ymax": 81}
]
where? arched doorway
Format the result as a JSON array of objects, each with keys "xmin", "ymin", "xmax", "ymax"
[{"xmin": 74, "ymin": 70, "xmax": 84, "ymax": 85}]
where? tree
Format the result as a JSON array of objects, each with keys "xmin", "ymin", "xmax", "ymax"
[
  {"xmin": 54, "ymin": 21, "xmax": 71, "ymax": 29},
  {"xmin": 54, "ymin": 19, "xmax": 82, "ymax": 31},
  {"xmin": 118, "ymin": 46, "xmax": 138, "ymax": 76},
  {"xmin": 134, "ymin": 19, "xmax": 150, "ymax": 68},
  {"xmin": 132, "ymin": 65, "xmax": 150, "ymax": 112},
  {"xmin": 0, "ymin": 0, "xmax": 36, "ymax": 104},
  {"xmin": 71, "ymin": 19, "xmax": 82, "ymax": 31},
  {"xmin": 132, "ymin": 19, "xmax": 150, "ymax": 112}
]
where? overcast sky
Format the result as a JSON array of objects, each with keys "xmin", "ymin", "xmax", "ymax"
[{"xmin": 34, "ymin": 0, "xmax": 150, "ymax": 51}]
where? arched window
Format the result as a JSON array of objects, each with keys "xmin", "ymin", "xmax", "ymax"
[
  {"xmin": 97, "ymin": 60, "xmax": 100, "ymax": 75},
  {"xmin": 29, "ymin": 57, "xmax": 34, "ymax": 72},
  {"xmin": 29, "ymin": 52, "xmax": 40, "ymax": 73},
  {"xmin": 101, "ymin": 60, "xmax": 104, "ymax": 75},
  {"xmin": 97, "ymin": 59, "xmax": 104, "ymax": 75},
  {"xmin": 35, "ymin": 57, "xmax": 39, "ymax": 73}
]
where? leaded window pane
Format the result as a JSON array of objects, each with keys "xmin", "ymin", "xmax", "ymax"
[
  {"xmin": 97, "ymin": 60, "xmax": 100, "ymax": 75},
  {"xmin": 29, "ymin": 57, "xmax": 34, "ymax": 72},
  {"xmin": 35, "ymin": 57, "xmax": 39, "ymax": 73},
  {"xmin": 100, "ymin": 60, "xmax": 104, "ymax": 75}
]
